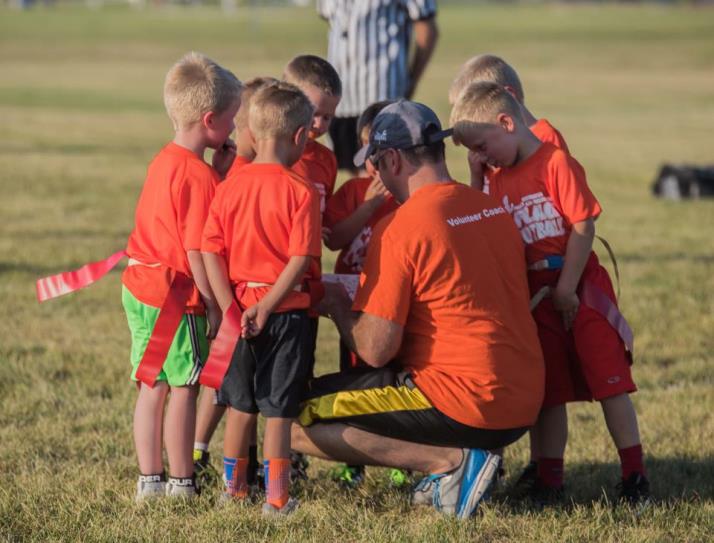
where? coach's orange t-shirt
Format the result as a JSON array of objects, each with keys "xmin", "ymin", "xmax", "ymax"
[
  {"xmin": 353, "ymin": 182, "xmax": 544, "ymax": 429},
  {"xmin": 530, "ymin": 119, "xmax": 570, "ymax": 154},
  {"xmin": 224, "ymin": 154, "xmax": 252, "ymax": 181},
  {"xmin": 323, "ymin": 177, "xmax": 399, "ymax": 274},
  {"xmin": 123, "ymin": 142, "xmax": 219, "ymax": 313},
  {"xmin": 487, "ymin": 143, "xmax": 601, "ymax": 266},
  {"xmin": 202, "ymin": 163, "xmax": 322, "ymax": 312},
  {"xmin": 291, "ymin": 139, "xmax": 338, "ymax": 214}
]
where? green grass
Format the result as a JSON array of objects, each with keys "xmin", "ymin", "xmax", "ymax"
[{"xmin": 1, "ymin": 3, "xmax": 713, "ymax": 541}]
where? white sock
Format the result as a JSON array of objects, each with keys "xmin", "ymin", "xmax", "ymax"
[{"xmin": 194, "ymin": 441, "xmax": 209, "ymax": 452}]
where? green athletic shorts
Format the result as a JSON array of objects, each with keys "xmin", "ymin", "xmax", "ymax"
[{"xmin": 122, "ymin": 286, "xmax": 208, "ymax": 387}]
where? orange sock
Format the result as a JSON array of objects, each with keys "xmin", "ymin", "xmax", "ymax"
[
  {"xmin": 265, "ymin": 458, "xmax": 291, "ymax": 509},
  {"xmin": 224, "ymin": 457, "xmax": 249, "ymax": 498}
]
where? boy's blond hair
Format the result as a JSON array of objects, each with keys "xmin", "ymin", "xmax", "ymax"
[
  {"xmin": 449, "ymin": 54, "xmax": 524, "ymax": 106},
  {"xmin": 283, "ymin": 55, "xmax": 342, "ymax": 97},
  {"xmin": 450, "ymin": 81, "xmax": 524, "ymax": 126},
  {"xmin": 164, "ymin": 52, "xmax": 243, "ymax": 130},
  {"xmin": 356, "ymin": 100, "xmax": 394, "ymax": 144},
  {"xmin": 249, "ymin": 81, "xmax": 314, "ymax": 140},
  {"xmin": 235, "ymin": 76, "xmax": 279, "ymax": 130}
]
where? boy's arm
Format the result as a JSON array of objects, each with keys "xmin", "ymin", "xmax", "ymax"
[
  {"xmin": 201, "ymin": 252, "xmax": 235, "ymax": 314},
  {"xmin": 188, "ymin": 250, "xmax": 221, "ymax": 339},
  {"xmin": 467, "ymin": 150, "xmax": 487, "ymax": 191},
  {"xmin": 553, "ymin": 218, "xmax": 595, "ymax": 330},
  {"xmin": 325, "ymin": 177, "xmax": 389, "ymax": 250},
  {"xmin": 241, "ymin": 255, "xmax": 312, "ymax": 338}
]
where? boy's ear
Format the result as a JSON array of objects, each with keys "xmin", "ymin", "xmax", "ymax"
[
  {"xmin": 293, "ymin": 124, "xmax": 308, "ymax": 147},
  {"xmin": 497, "ymin": 113, "xmax": 516, "ymax": 133},
  {"xmin": 202, "ymin": 110, "xmax": 215, "ymax": 130}
]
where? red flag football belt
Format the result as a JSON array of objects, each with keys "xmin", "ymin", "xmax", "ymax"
[{"xmin": 36, "ymin": 251, "xmax": 194, "ymax": 387}]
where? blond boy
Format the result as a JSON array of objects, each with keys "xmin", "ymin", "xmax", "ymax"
[
  {"xmin": 123, "ymin": 52, "xmax": 241, "ymax": 501},
  {"xmin": 193, "ymin": 76, "xmax": 278, "ymax": 487},
  {"xmin": 202, "ymin": 82, "xmax": 321, "ymax": 515},
  {"xmin": 451, "ymin": 82, "xmax": 649, "ymax": 506}
]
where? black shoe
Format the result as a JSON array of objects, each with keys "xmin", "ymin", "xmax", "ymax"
[
  {"xmin": 617, "ymin": 472, "xmax": 651, "ymax": 507},
  {"xmin": 193, "ymin": 450, "xmax": 218, "ymax": 486},
  {"xmin": 290, "ymin": 452, "xmax": 309, "ymax": 482},
  {"xmin": 509, "ymin": 461, "xmax": 538, "ymax": 499},
  {"xmin": 527, "ymin": 480, "xmax": 565, "ymax": 509}
]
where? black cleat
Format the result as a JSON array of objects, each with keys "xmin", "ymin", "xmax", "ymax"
[
  {"xmin": 617, "ymin": 472, "xmax": 651, "ymax": 507},
  {"xmin": 509, "ymin": 461, "xmax": 538, "ymax": 500}
]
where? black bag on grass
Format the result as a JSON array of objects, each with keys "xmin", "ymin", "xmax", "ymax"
[{"xmin": 652, "ymin": 164, "xmax": 714, "ymax": 200}]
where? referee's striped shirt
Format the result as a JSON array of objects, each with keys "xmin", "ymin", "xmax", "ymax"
[{"xmin": 317, "ymin": 0, "xmax": 437, "ymax": 118}]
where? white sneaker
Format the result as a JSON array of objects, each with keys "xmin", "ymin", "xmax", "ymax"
[
  {"xmin": 430, "ymin": 449, "xmax": 501, "ymax": 519},
  {"xmin": 261, "ymin": 497, "xmax": 299, "ymax": 516},
  {"xmin": 166, "ymin": 476, "xmax": 199, "ymax": 499},
  {"xmin": 135, "ymin": 474, "xmax": 166, "ymax": 503}
]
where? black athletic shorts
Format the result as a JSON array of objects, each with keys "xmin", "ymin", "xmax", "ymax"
[
  {"xmin": 299, "ymin": 367, "xmax": 528, "ymax": 450},
  {"xmin": 218, "ymin": 310, "xmax": 314, "ymax": 418},
  {"xmin": 328, "ymin": 116, "xmax": 360, "ymax": 171}
]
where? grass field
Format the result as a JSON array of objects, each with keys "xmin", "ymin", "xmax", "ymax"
[{"xmin": 1, "ymin": 3, "xmax": 713, "ymax": 541}]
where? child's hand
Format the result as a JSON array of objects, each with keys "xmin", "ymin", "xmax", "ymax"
[
  {"xmin": 467, "ymin": 150, "xmax": 488, "ymax": 190},
  {"xmin": 205, "ymin": 302, "xmax": 222, "ymax": 340},
  {"xmin": 241, "ymin": 302, "xmax": 270, "ymax": 339},
  {"xmin": 212, "ymin": 138, "xmax": 237, "ymax": 179},
  {"xmin": 365, "ymin": 176, "xmax": 389, "ymax": 203},
  {"xmin": 552, "ymin": 287, "xmax": 580, "ymax": 331}
]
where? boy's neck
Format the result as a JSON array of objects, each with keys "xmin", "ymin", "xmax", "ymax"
[
  {"xmin": 252, "ymin": 139, "xmax": 296, "ymax": 168},
  {"xmin": 514, "ymin": 126, "xmax": 542, "ymax": 166},
  {"xmin": 520, "ymin": 104, "xmax": 539, "ymax": 127},
  {"xmin": 173, "ymin": 127, "xmax": 207, "ymax": 160}
]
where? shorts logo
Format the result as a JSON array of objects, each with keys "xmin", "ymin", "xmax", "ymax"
[{"xmin": 607, "ymin": 376, "xmax": 621, "ymax": 384}]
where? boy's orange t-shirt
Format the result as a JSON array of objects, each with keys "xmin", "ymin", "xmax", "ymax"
[
  {"xmin": 291, "ymin": 139, "xmax": 338, "ymax": 213},
  {"xmin": 530, "ymin": 118, "xmax": 570, "ymax": 153},
  {"xmin": 224, "ymin": 154, "xmax": 252, "ymax": 180},
  {"xmin": 123, "ymin": 142, "xmax": 219, "ymax": 313},
  {"xmin": 323, "ymin": 177, "xmax": 399, "ymax": 274},
  {"xmin": 353, "ymin": 182, "xmax": 544, "ymax": 429},
  {"xmin": 487, "ymin": 143, "xmax": 601, "ymax": 266},
  {"xmin": 201, "ymin": 163, "xmax": 322, "ymax": 312}
]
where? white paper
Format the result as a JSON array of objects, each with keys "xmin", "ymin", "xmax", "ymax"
[{"xmin": 322, "ymin": 273, "xmax": 360, "ymax": 301}]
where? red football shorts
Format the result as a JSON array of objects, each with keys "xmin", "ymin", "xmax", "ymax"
[{"xmin": 529, "ymin": 253, "xmax": 636, "ymax": 408}]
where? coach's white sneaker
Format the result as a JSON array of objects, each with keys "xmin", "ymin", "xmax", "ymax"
[{"xmin": 135, "ymin": 474, "xmax": 166, "ymax": 503}]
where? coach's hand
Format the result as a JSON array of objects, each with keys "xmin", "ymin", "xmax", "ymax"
[
  {"xmin": 241, "ymin": 302, "xmax": 270, "ymax": 339},
  {"xmin": 317, "ymin": 282, "xmax": 351, "ymax": 318},
  {"xmin": 552, "ymin": 287, "xmax": 580, "ymax": 331}
]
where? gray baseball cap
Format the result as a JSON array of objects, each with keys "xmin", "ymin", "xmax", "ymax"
[{"xmin": 353, "ymin": 100, "xmax": 453, "ymax": 168}]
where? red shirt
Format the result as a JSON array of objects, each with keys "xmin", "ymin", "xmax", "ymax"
[
  {"xmin": 530, "ymin": 118, "xmax": 570, "ymax": 153},
  {"xmin": 354, "ymin": 182, "xmax": 544, "ymax": 429},
  {"xmin": 291, "ymin": 139, "xmax": 337, "ymax": 214},
  {"xmin": 202, "ymin": 163, "xmax": 322, "ymax": 312},
  {"xmin": 487, "ymin": 143, "xmax": 601, "ymax": 265},
  {"xmin": 123, "ymin": 142, "xmax": 219, "ymax": 313},
  {"xmin": 323, "ymin": 177, "xmax": 399, "ymax": 274}
]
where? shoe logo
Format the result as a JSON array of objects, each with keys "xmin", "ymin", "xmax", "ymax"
[{"xmin": 607, "ymin": 376, "xmax": 621, "ymax": 384}]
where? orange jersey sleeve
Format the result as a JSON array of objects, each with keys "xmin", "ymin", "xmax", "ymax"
[
  {"xmin": 291, "ymin": 139, "xmax": 338, "ymax": 213},
  {"xmin": 530, "ymin": 118, "xmax": 570, "ymax": 154},
  {"xmin": 546, "ymin": 152, "xmax": 601, "ymax": 225}
]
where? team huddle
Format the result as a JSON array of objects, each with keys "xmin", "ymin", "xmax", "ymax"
[{"xmin": 121, "ymin": 51, "xmax": 650, "ymax": 517}]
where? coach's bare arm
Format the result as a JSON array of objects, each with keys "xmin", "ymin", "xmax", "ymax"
[{"xmin": 319, "ymin": 283, "xmax": 403, "ymax": 367}]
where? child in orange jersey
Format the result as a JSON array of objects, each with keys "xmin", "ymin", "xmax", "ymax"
[
  {"xmin": 202, "ymin": 81, "xmax": 321, "ymax": 515},
  {"xmin": 284, "ymin": 54, "xmax": 341, "ymax": 213},
  {"xmin": 193, "ymin": 76, "xmax": 278, "ymax": 487},
  {"xmin": 283, "ymin": 54, "xmax": 342, "ymax": 480},
  {"xmin": 451, "ymin": 82, "xmax": 650, "ymax": 507},
  {"xmin": 123, "ymin": 52, "xmax": 241, "ymax": 502},
  {"xmin": 449, "ymin": 54, "xmax": 569, "ymax": 191}
]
